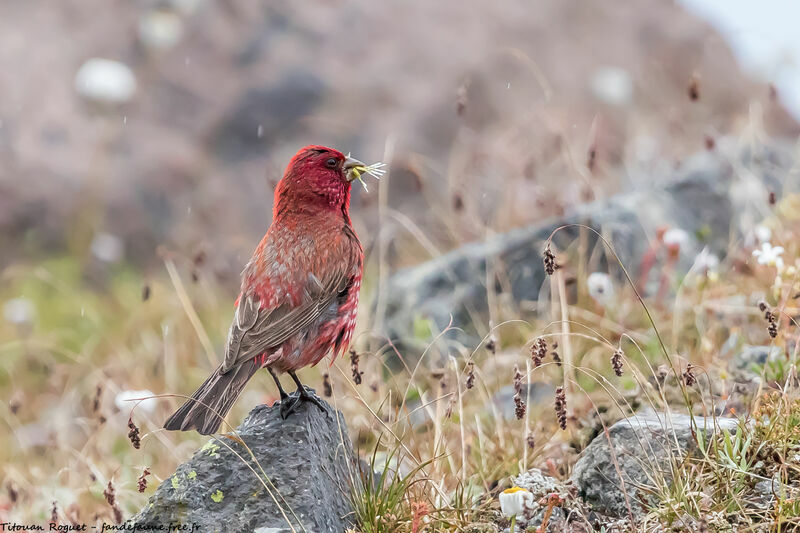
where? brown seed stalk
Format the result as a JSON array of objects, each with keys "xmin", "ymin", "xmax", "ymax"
[
  {"xmin": 688, "ymin": 75, "xmax": 700, "ymax": 101},
  {"xmin": 554, "ymin": 386, "xmax": 567, "ymax": 430},
  {"xmin": 465, "ymin": 361, "xmax": 475, "ymax": 390},
  {"xmin": 763, "ymin": 305, "xmax": 779, "ymax": 338},
  {"xmin": 92, "ymin": 384, "xmax": 102, "ymax": 414},
  {"xmin": 531, "ymin": 337, "xmax": 547, "ymax": 368},
  {"xmin": 322, "ymin": 373, "xmax": 333, "ymax": 397},
  {"xmin": 543, "ymin": 244, "xmax": 556, "ymax": 275},
  {"xmin": 485, "ymin": 336, "xmax": 497, "ymax": 354},
  {"xmin": 349, "ymin": 349, "xmax": 363, "ymax": 385},
  {"xmin": 768, "ymin": 320, "xmax": 778, "ymax": 339},
  {"xmin": 445, "ymin": 395, "xmax": 456, "ymax": 419},
  {"xmin": 683, "ymin": 364, "xmax": 696, "ymax": 387},
  {"xmin": 611, "ymin": 348, "xmax": 624, "ymax": 377},
  {"xmin": 138, "ymin": 468, "xmax": 150, "ymax": 493},
  {"xmin": 103, "ymin": 481, "xmax": 123, "ymax": 524},
  {"xmin": 513, "ymin": 365, "xmax": 526, "ymax": 420},
  {"xmin": 127, "ymin": 417, "xmax": 141, "ymax": 449}
]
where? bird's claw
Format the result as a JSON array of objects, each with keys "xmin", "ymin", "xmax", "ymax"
[
  {"xmin": 279, "ymin": 387, "xmax": 328, "ymax": 420},
  {"xmin": 279, "ymin": 395, "xmax": 300, "ymax": 419}
]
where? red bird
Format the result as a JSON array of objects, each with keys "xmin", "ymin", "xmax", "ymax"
[{"xmin": 164, "ymin": 146, "xmax": 365, "ymax": 434}]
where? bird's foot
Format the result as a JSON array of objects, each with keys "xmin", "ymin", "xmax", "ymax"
[
  {"xmin": 279, "ymin": 387, "xmax": 327, "ymax": 420},
  {"xmin": 279, "ymin": 395, "xmax": 300, "ymax": 419},
  {"xmin": 299, "ymin": 387, "xmax": 327, "ymax": 413}
]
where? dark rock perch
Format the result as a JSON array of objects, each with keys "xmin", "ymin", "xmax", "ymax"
[{"xmin": 131, "ymin": 398, "xmax": 359, "ymax": 532}]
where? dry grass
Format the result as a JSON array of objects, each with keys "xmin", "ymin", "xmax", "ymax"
[{"xmin": 3, "ymin": 164, "xmax": 800, "ymax": 530}]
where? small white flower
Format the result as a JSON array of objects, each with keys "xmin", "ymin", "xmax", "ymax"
[
  {"xmin": 663, "ymin": 228, "xmax": 689, "ymax": 249},
  {"xmin": 754, "ymin": 225, "xmax": 772, "ymax": 244},
  {"xmin": 753, "ymin": 242, "xmax": 784, "ymax": 270},
  {"xmin": 138, "ymin": 9, "xmax": 184, "ymax": 50},
  {"xmin": 75, "ymin": 58, "xmax": 136, "ymax": 104},
  {"xmin": 694, "ymin": 249, "xmax": 720, "ymax": 278},
  {"xmin": 115, "ymin": 389, "xmax": 158, "ymax": 415},
  {"xmin": 590, "ymin": 66, "xmax": 633, "ymax": 106},
  {"xmin": 499, "ymin": 487, "xmax": 533, "ymax": 518},
  {"xmin": 91, "ymin": 233, "xmax": 124, "ymax": 263},
  {"xmin": 587, "ymin": 272, "xmax": 615, "ymax": 305},
  {"xmin": 3, "ymin": 298, "xmax": 35, "ymax": 326}
]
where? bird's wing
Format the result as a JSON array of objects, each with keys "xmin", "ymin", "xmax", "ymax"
[{"xmin": 221, "ymin": 263, "xmax": 353, "ymax": 374}]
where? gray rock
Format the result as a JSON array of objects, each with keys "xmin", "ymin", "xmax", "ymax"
[
  {"xmin": 378, "ymin": 140, "xmax": 792, "ymax": 354},
  {"xmin": 752, "ymin": 475, "xmax": 792, "ymax": 510},
  {"xmin": 379, "ymin": 204, "xmax": 644, "ymax": 356},
  {"xmin": 733, "ymin": 345, "xmax": 783, "ymax": 370},
  {"xmin": 211, "ymin": 70, "xmax": 326, "ymax": 162},
  {"xmin": 570, "ymin": 410, "xmax": 738, "ymax": 518},
  {"xmin": 131, "ymin": 397, "xmax": 359, "ymax": 532}
]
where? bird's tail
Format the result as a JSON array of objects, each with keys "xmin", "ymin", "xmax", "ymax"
[{"xmin": 164, "ymin": 360, "xmax": 260, "ymax": 435}]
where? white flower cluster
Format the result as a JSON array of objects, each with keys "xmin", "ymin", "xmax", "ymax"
[
  {"xmin": 753, "ymin": 242, "xmax": 785, "ymax": 270},
  {"xmin": 587, "ymin": 272, "xmax": 615, "ymax": 305},
  {"xmin": 749, "ymin": 225, "xmax": 800, "ymax": 297}
]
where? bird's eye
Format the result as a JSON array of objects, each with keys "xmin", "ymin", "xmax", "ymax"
[{"xmin": 325, "ymin": 157, "xmax": 338, "ymax": 169}]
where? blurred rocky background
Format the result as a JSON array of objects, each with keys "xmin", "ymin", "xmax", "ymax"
[{"xmin": 2, "ymin": 0, "xmax": 798, "ymax": 280}]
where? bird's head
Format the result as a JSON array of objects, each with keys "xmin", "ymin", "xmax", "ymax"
[{"xmin": 274, "ymin": 145, "xmax": 370, "ymax": 216}]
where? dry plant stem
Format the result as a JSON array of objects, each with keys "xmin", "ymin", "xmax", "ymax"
[
  {"xmin": 164, "ymin": 258, "xmax": 217, "ymax": 368},
  {"xmin": 450, "ymin": 356, "xmax": 467, "ymax": 485},
  {"xmin": 369, "ymin": 138, "xmax": 394, "ymax": 352},
  {"xmin": 432, "ymin": 387, "xmax": 444, "ymax": 483},
  {"xmin": 384, "ymin": 208, "xmax": 443, "ymax": 258},
  {"xmin": 402, "ymin": 392, "xmax": 454, "ymax": 426},
  {"xmin": 398, "ymin": 318, "xmax": 456, "ymax": 416},
  {"xmin": 472, "ymin": 364, "xmax": 507, "ymax": 449},
  {"xmin": 496, "ymin": 47, "xmax": 553, "ymax": 101},
  {"xmin": 485, "ymin": 241, "xmax": 500, "ymax": 340},
  {"xmin": 656, "ymin": 254, "xmax": 677, "ymax": 305},
  {"xmin": 523, "ymin": 359, "xmax": 531, "ymax": 473},
  {"xmin": 669, "ymin": 253, "xmax": 707, "ymax": 353},
  {"xmin": 556, "ymin": 270, "xmax": 575, "ymax": 396},
  {"xmin": 569, "ymin": 306, "xmax": 650, "ymax": 344}
]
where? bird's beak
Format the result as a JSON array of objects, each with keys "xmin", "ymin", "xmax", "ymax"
[{"xmin": 344, "ymin": 156, "xmax": 367, "ymax": 182}]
